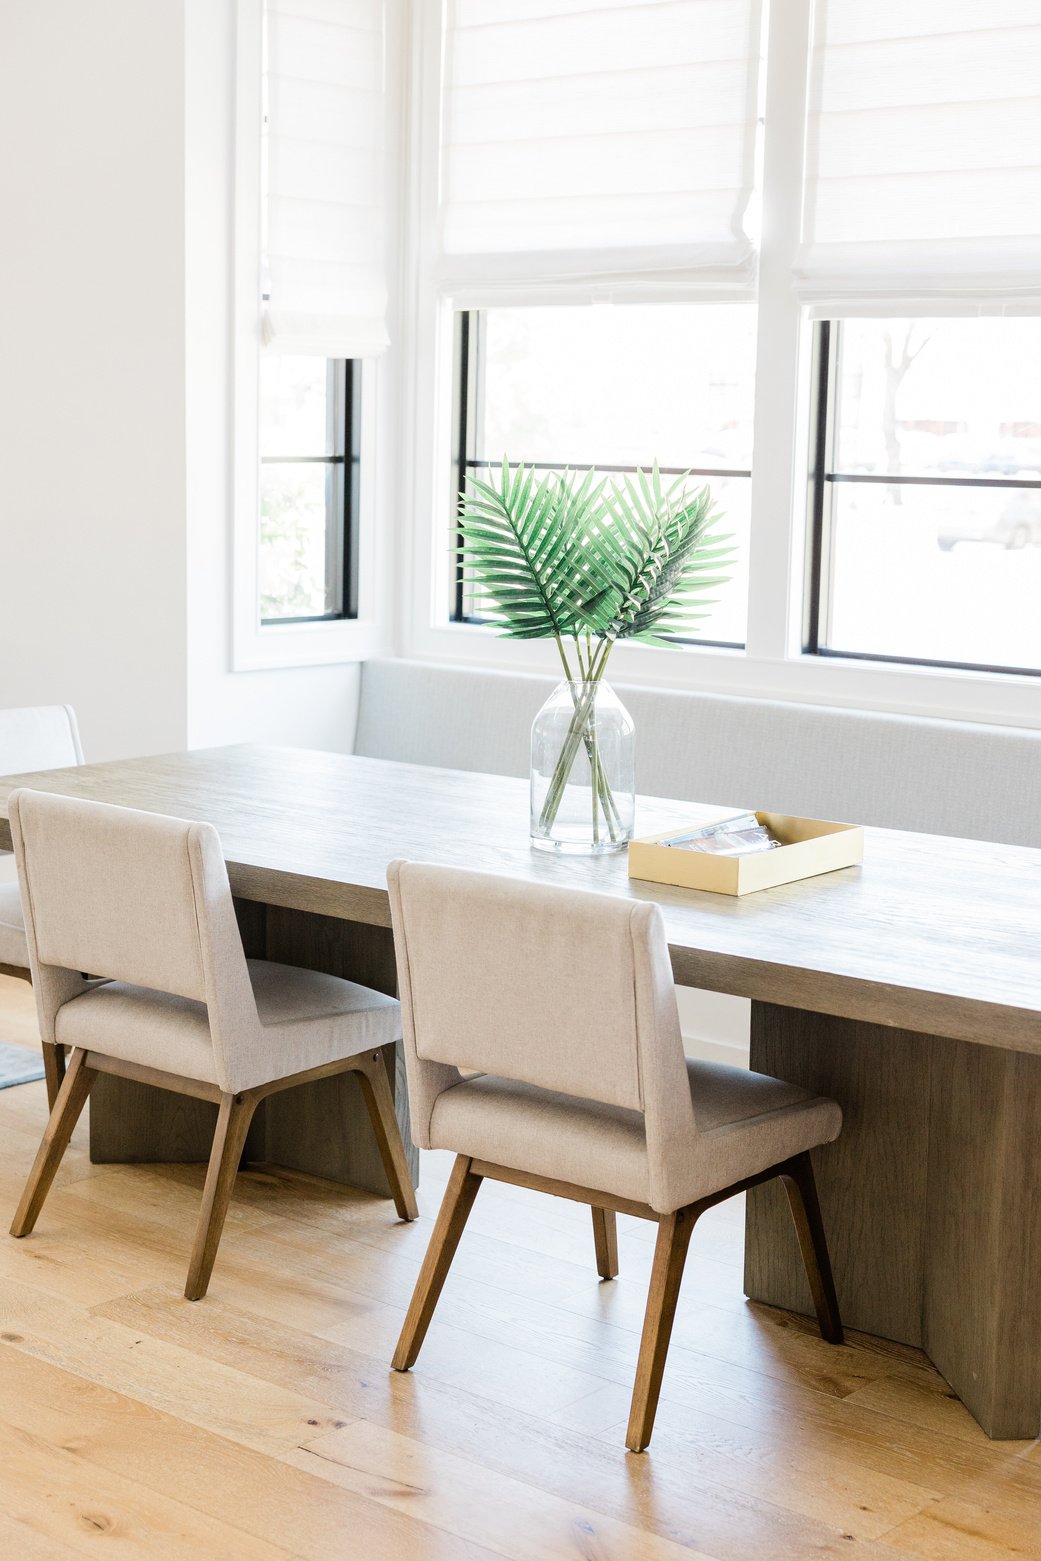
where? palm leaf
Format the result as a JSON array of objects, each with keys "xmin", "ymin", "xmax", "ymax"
[
  {"xmin": 456, "ymin": 456, "xmax": 734, "ymax": 649},
  {"xmin": 455, "ymin": 461, "xmax": 610, "ymax": 638},
  {"xmin": 573, "ymin": 463, "xmax": 735, "ymax": 643}
]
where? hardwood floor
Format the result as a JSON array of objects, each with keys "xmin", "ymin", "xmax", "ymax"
[{"xmin": 0, "ymin": 974, "xmax": 1037, "ymax": 1559}]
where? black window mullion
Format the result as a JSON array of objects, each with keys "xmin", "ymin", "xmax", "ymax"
[
  {"xmin": 463, "ymin": 457, "xmax": 751, "ymax": 481},
  {"xmin": 344, "ymin": 357, "xmax": 361, "ymax": 619},
  {"xmin": 825, "ymin": 470, "xmax": 1041, "ymax": 491},
  {"xmin": 805, "ymin": 320, "xmax": 835, "ymax": 654},
  {"xmin": 451, "ymin": 312, "xmax": 479, "ymax": 622},
  {"xmin": 322, "ymin": 360, "xmax": 344, "ymax": 617},
  {"xmin": 260, "ymin": 454, "xmax": 346, "ymax": 464}
]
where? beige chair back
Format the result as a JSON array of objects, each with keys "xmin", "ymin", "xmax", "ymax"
[
  {"xmin": 0, "ymin": 705, "xmax": 83, "ymax": 774},
  {"xmin": 8, "ymin": 789, "xmax": 257, "ymax": 1089},
  {"xmin": 387, "ymin": 861, "xmax": 697, "ymax": 1206}
]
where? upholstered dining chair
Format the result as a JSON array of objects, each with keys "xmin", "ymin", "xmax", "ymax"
[
  {"xmin": 386, "ymin": 860, "xmax": 844, "ymax": 1453},
  {"xmin": 8, "ymin": 788, "xmax": 417, "ymax": 1300},
  {"xmin": 0, "ymin": 705, "xmax": 84, "ymax": 1105}
]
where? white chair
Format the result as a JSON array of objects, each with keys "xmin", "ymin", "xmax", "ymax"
[
  {"xmin": 0, "ymin": 705, "xmax": 83, "ymax": 1104},
  {"xmin": 386, "ymin": 860, "xmax": 844, "ymax": 1453},
  {"xmin": 8, "ymin": 789, "xmax": 417, "ymax": 1299}
]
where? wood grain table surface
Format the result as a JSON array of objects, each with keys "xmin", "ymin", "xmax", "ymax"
[{"xmin": 0, "ymin": 743, "xmax": 1038, "ymax": 1052}]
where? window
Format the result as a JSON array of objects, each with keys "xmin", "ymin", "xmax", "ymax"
[
  {"xmin": 451, "ymin": 303, "xmax": 757, "ymax": 647},
  {"xmin": 807, "ymin": 319, "xmax": 1041, "ymax": 676},
  {"xmin": 258, "ymin": 355, "xmax": 360, "ymax": 625},
  {"xmin": 233, "ymin": 0, "xmax": 393, "ymax": 667},
  {"xmin": 401, "ymin": 0, "xmax": 1041, "ymax": 721}
]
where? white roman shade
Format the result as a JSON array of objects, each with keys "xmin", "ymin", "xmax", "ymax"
[
  {"xmin": 438, "ymin": 0, "xmax": 764, "ymax": 289},
  {"xmin": 263, "ymin": 0, "xmax": 389, "ymax": 356},
  {"xmin": 796, "ymin": 0, "xmax": 1041, "ymax": 315}
]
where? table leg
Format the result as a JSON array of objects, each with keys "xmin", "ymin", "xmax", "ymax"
[
  {"xmin": 88, "ymin": 1075, "xmax": 220, "ymax": 1164},
  {"xmin": 744, "ymin": 1001, "xmax": 1041, "ymax": 1440},
  {"xmin": 89, "ymin": 903, "xmax": 419, "ymax": 1197}
]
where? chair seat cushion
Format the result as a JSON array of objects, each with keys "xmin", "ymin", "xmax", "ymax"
[
  {"xmin": 55, "ymin": 958, "xmax": 402, "ymax": 1090},
  {"xmin": 249, "ymin": 959, "xmax": 396, "ymax": 1030},
  {"xmin": 429, "ymin": 1058, "xmax": 841, "ymax": 1213},
  {"xmin": 56, "ymin": 979, "xmax": 218, "ymax": 1081},
  {"xmin": 0, "ymin": 881, "xmax": 28, "ymax": 970},
  {"xmin": 241, "ymin": 959, "xmax": 402, "ymax": 1090}
]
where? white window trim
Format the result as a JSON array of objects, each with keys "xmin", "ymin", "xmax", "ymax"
[
  {"xmin": 230, "ymin": 0, "xmax": 397, "ymax": 672},
  {"xmin": 397, "ymin": 0, "xmax": 1041, "ymax": 730}
]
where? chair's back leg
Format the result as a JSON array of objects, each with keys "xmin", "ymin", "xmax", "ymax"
[
  {"xmin": 392, "ymin": 1154, "xmax": 482, "ymax": 1372},
  {"xmin": 41, "ymin": 1043, "xmax": 66, "ymax": 1112},
  {"xmin": 11, "ymin": 1048, "xmax": 97, "ymax": 1237},
  {"xmin": 353, "ymin": 1049, "xmax": 419, "ymax": 1222},
  {"xmin": 592, "ymin": 1206, "xmax": 619, "ymax": 1280},
  {"xmin": 779, "ymin": 1151, "xmax": 843, "ymax": 1344},
  {"xmin": 0, "ymin": 966, "xmax": 64, "ymax": 1109},
  {"xmin": 626, "ymin": 1206, "xmax": 697, "ymax": 1453},
  {"xmin": 184, "ymin": 1092, "xmax": 259, "ymax": 1301}
]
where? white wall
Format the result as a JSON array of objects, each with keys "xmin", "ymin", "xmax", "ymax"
[
  {"xmin": 0, "ymin": 0, "xmax": 189, "ymax": 762},
  {"xmin": 0, "ymin": 0, "xmax": 362, "ymax": 767}
]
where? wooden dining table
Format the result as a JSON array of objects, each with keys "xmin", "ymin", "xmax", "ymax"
[{"xmin": 1, "ymin": 743, "xmax": 1039, "ymax": 1440}]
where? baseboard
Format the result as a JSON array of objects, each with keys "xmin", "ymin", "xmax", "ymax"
[{"xmin": 682, "ymin": 1031, "xmax": 751, "ymax": 1069}]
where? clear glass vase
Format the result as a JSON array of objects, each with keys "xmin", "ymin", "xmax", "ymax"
[{"xmin": 530, "ymin": 679, "xmax": 635, "ymax": 854}]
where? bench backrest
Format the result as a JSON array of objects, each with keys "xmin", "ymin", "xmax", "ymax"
[{"xmin": 354, "ymin": 659, "xmax": 1041, "ymax": 847}]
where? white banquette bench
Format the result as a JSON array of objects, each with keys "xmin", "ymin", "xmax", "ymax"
[
  {"xmin": 353, "ymin": 658, "xmax": 1041, "ymax": 1059},
  {"xmin": 354, "ymin": 658, "xmax": 1039, "ymax": 847}
]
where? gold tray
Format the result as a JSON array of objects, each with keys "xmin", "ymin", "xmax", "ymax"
[{"xmin": 628, "ymin": 812, "xmax": 865, "ymax": 897}]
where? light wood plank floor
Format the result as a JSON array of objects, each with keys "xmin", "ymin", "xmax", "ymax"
[{"xmin": 0, "ymin": 974, "xmax": 1038, "ymax": 1559}]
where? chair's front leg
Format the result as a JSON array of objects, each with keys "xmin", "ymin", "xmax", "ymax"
[
  {"xmin": 11, "ymin": 1048, "xmax": 96, "ymax": 1237},
  {"xmin": 778, "ymin": 1151, "xmax": 844, "ymax": 1345},
  {"xmin": 392, "ymin": 1154, "xmax": 482, "ymax": 1371},
  {"xmin": 626, "ymin": 1205, "xmax": 697, "ymax": 1453},
  {"xmin": 184, "ymin": 1091, "xmax": 259, "ymax": 1301}
]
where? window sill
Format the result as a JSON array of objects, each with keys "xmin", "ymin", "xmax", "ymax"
[
  {"xmin": 403, "ymin": 621, "xmax": 1041, "ymax": 729},
  {"xmin": 233, "ymin": 615, "xmax": 388, "ymax": 672}
]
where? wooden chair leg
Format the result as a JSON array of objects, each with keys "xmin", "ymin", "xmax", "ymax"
[
  {"xmin": 11, "ymin": 1049, "xmax": 96, "ymax": 1237},
  {"xmin": 353, "ymin": 1048, "xmax": 419, "ymax": 1222},
  {"xmin": 392, "ymin": 1154, "xmax": 482, "ymax": 1372},
  {"xmin": 592, "ymin": 1206, "xmax": 619, "ymax": 1280},
  {"xmin": 626, "ymin": 1206, "xmax": 697, "ymax": 1453},
  {"xmin": 779, "ymin": 1151, "xmax": 844, "ymax": 1345},
  {"xmin": 41, "ymin": 1043, "xmax": 66, "ymax": 1112},
  {"xmin": 184, "ymin": 1092, "xmax": 258, "ymax": 1302}
]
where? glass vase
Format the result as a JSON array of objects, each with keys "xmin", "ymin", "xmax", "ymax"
[{"xmin": 530, "ymin": 679, "xmax": 635, "ymax": 854}]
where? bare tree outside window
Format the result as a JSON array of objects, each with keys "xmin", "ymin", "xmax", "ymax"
[{"xmin": 881, "ymin": 326, "xmax": 931, "ymax": 504}]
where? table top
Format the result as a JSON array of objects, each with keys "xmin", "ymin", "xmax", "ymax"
[{"xmin": 1, "ymin": 744, "xmax": 1038, "ymax": 1051}]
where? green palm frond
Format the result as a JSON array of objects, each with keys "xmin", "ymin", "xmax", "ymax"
[
  {"xmin": 454, "ymin": 456, "xmax": 733, "ymax": 651},
  {"xmin": 456, "ymin": 460, "xmax": 609, "ymax": 639},
  {"xmin": 579, "ymin": 463, "xmax": 735, "ymax": 645}
]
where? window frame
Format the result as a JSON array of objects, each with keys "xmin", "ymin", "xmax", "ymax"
[
  {"xmin": 259, "ymin": 357, "xmax": 362, "ymax": 628},
  {"xmin": 449, "ymin": 308, "xmax": 751, "ymax": 649},
  {"xmin": 805, "ymin": 320, "xmax": 1041, "ymax": 680}
]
